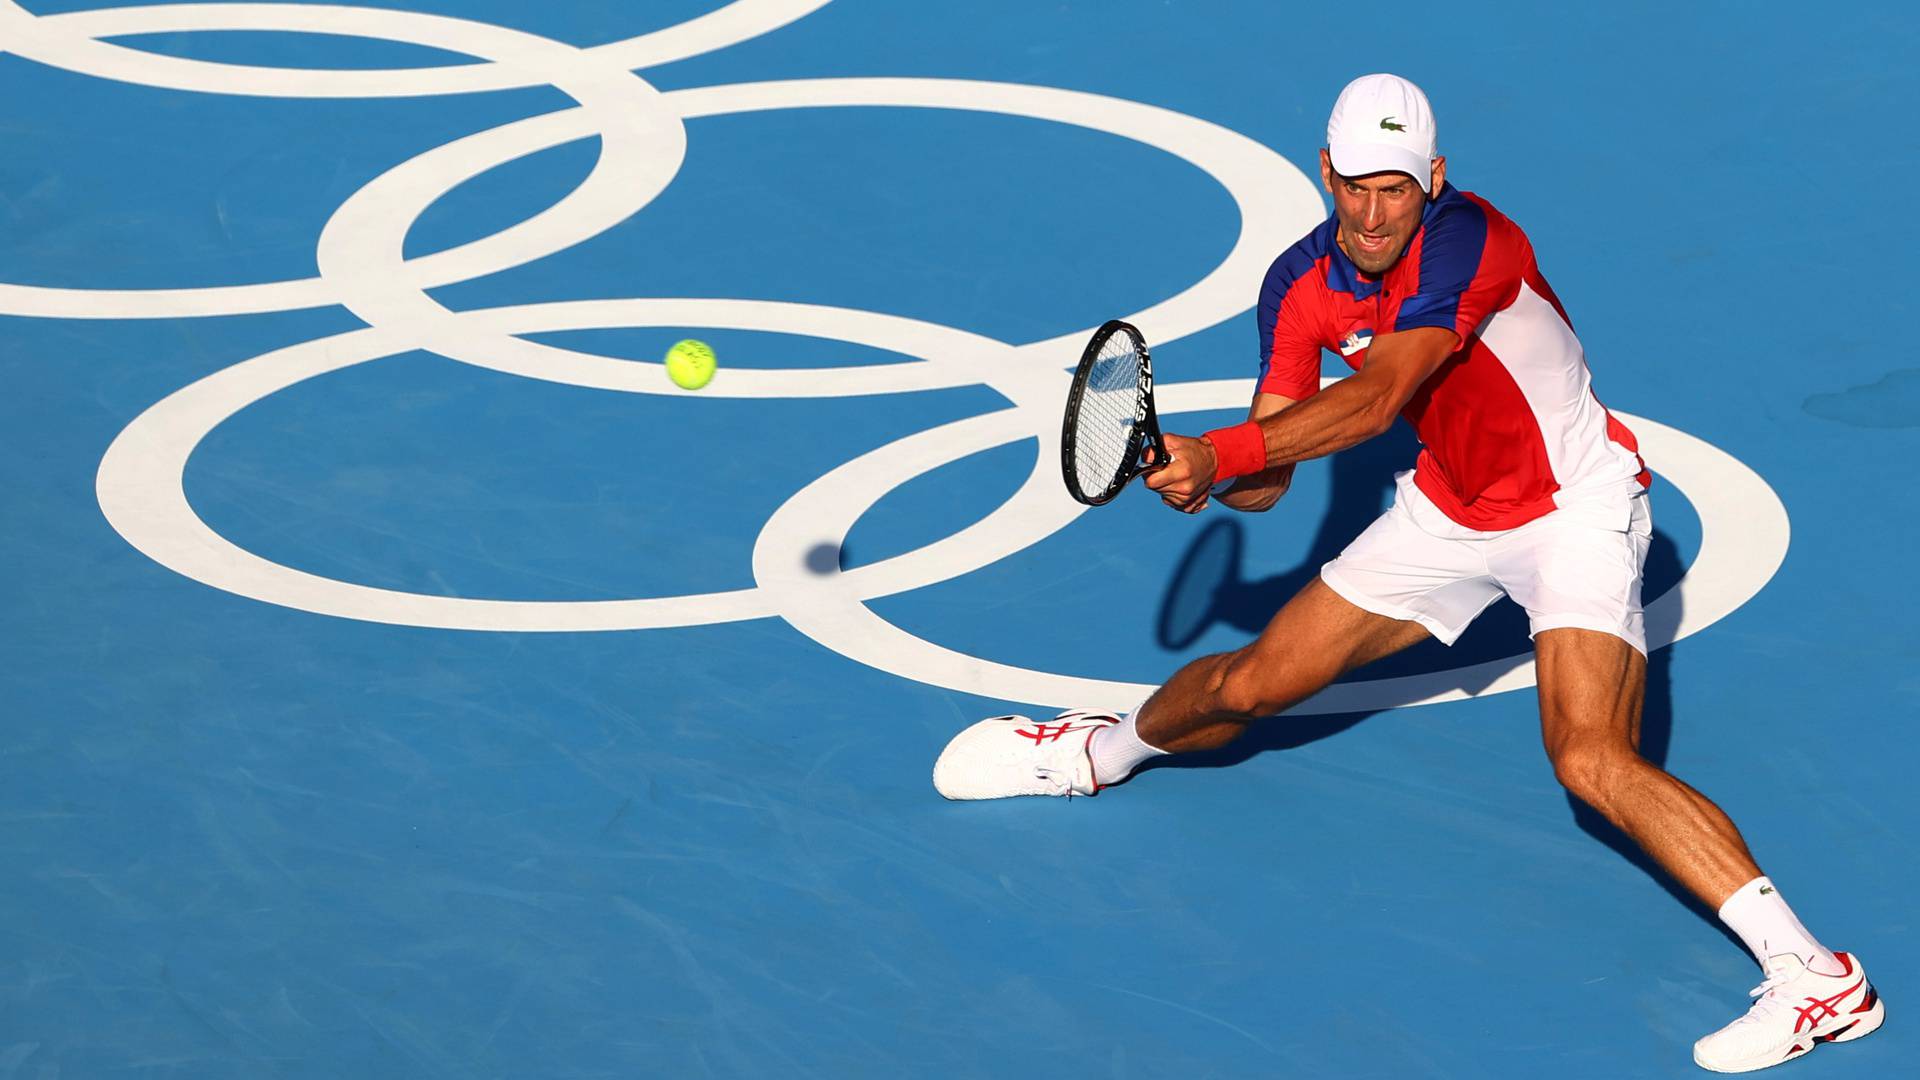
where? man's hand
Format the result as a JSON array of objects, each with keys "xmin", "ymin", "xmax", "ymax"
[
  {"xmin": 1143, "ymin": 432, "xmax": 1220, "ymax": 513},
  {"xmin": 1215, "ymin": 462, "xmax": 1295, "ymax": 512}
]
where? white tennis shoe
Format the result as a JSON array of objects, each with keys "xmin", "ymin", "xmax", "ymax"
[
  {"xmin": 932, "ymin": 710, "xmax": 1120, "ymax": 800},
  {"xmin": 1692, "ymin": 951, "xmax": 1884, "ymax": 1073}
]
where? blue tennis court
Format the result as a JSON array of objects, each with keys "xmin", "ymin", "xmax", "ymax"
[{"xmin": 3, "ymin": 2, "xmax": 1914, "ymax": 1076}]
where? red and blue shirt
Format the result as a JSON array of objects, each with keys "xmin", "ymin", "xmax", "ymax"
[{"xmin": 1256, "ymin": 183, "xmax": 1649, "ymax": 530}]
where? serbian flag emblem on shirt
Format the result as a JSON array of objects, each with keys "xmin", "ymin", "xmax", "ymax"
[{"xmin": 1339, "ymin": 329, "xmax": 1374, "ymax": 357}]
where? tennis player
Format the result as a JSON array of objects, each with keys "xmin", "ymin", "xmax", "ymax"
[{"xmin": 933, "ymin": 74, "xmax": 1882, "ymax": 1073}]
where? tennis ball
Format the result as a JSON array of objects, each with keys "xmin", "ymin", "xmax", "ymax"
[{"xmin": 664, "ymin": 339, "xmax": 716, "ymax": 390}]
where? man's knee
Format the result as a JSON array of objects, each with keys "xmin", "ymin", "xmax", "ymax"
[
  {"xmin": 1211, "ymin": 648, "xmax": 1323, "ymax": 720},
  {"xmin": 1549, "ymin": 737, "xmax": 1641, "ymax": 810}
]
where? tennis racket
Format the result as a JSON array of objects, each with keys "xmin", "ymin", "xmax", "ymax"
[{"xmin": 1061, "ymin": 319, "xmax": 1171, "ymax": 506}]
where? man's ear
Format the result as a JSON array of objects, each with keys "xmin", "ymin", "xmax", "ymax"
[
  {"xmin": 1428, "ymin": 155, "xmax": 1447, "ymax": 199},
  {"xmin": 1319, "ymin": 148, "xmax": 1336, "ymax": 194}
]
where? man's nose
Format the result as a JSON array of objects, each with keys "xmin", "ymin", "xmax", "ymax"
[{"xmin": 1362, "ymin": 194, "xmax": 1387, "ymax": 230}]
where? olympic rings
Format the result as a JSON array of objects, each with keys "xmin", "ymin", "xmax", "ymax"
[{"xmin": 11, "ymin": 0, "xmax": 1784, "ymax": 710}]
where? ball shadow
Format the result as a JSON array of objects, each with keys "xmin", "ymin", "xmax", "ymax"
[{"xmin": 803, "ymin": 541, "xmax": 849, "ymax": 574}]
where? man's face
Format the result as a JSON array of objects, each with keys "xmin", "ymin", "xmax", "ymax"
[{"xmin": 1318, "ymin": 149, "xmax": 1446, "ymax": 275}]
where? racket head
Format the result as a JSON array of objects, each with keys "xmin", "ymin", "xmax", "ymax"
[{"xmin": 1061, "ymin": 319, "xmax": 1165, "ymax": 506}]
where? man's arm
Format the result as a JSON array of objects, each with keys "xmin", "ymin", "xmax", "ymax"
[{"xmin": 1146, "ymin": 326, "xmax": 1459, "ymax": 510}]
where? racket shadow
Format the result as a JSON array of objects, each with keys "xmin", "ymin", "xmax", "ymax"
[{"xmin": 1156, "ymin": 423, "xmax": 1417, "ymax": 651}]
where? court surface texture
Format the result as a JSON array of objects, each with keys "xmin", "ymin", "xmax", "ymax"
[{"xmin": 3, "ymin": 2, "xmax": 1916, "ymax": 1077}]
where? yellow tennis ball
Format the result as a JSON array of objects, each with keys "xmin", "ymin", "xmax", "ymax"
[{"xmin": 664, "ymin": 339, "xmax": 716, "ymax": 390}]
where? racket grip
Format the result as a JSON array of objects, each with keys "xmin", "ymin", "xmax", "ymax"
[{"xmin": 1203, "ymin": 421, "xmax": 1267, "ymax": 482}]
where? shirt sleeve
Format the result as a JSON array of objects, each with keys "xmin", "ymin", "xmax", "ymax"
[
  {"xmin": 1394, "ymin": 197, "xmax": 1522, "ymax": 341},
  {"xmin": 1254, "ymin": 249, "xmax": 1324, "ymax": 401}
]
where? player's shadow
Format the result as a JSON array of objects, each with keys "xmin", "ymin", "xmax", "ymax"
[{"xmin": 1138, "ymin": 428, "xmax": 1740, "ymax": 951}]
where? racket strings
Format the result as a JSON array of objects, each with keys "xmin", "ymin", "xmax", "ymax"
[{"xmin": 1069, "ymin": 332, "xmax": 1144, "ymax": 496}]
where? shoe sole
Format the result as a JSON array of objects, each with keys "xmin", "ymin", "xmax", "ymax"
[{"xmin": 1693, "ymin": 993, "xmax": 1885, "ymax": 1073}]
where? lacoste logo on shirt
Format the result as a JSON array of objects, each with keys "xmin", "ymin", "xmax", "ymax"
[
  {"xmin": 1761, "ymin": 886, "xmax": 1776, "ymax": 895},
  {"xmin": 1380, "ymin": 116, "xmax": 1408, "ymax": 132}
]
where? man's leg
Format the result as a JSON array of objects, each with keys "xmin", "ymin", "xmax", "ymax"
[
  {"xmin": 933, "ymin": 575, "xmax": 1435, "ymax": 801},
  {"xmin": 1130, "ymin": 576, "xmax": 1431, "ymax": 753},
  {"xmin": 1533, "ymin": 627, "xmax": 1762, "ymax": 906},
  {"xmin": 1535, "ymin": 628, "xmax": 1885, "ymax": 1070},
  {"xmin": 938, "ymin": 486, "xmax": 1483, "ymax": 800}
]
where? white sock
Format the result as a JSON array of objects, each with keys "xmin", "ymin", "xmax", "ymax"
[
  {"xmin": 1088, "ymin": 704, "xmax": 1169, "ymax": 787},
  {"xmin": 1717, "ymin": 876, "xmax": 1844, "ymax": 975}
]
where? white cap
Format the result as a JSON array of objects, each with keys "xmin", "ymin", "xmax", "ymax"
[{"xmin": 1326, "ymin": 73, "xmax": 1438, "ymax": 192}]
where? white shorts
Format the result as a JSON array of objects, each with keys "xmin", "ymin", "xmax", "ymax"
[{"xmin": 1320, "ymin": 471, "xmax": 1653, "ymax": 655}]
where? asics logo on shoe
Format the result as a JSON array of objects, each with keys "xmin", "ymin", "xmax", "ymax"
[
  {"xmin": 1017, "ymin": 721, "xmax": 1088, "ymax": 744},
  {"xmin": 1793, "ymin": 979, "xmax": 1865, "ymax": 1033}
]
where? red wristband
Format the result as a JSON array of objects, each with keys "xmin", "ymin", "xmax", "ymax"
[{"xmin": 1201, "ymin": 420, "xmax": 1266, "ymax": 482}]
